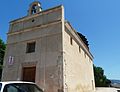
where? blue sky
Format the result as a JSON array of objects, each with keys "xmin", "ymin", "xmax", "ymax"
[{"xmin": 0, "ymin": 0, "xmax": 120, "ymax": 80}]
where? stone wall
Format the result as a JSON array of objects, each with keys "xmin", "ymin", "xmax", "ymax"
[
  {"xmin": 63, "ymin": 23, "xmax": 95, "ymax": 92},
  {"xmin": 2, "ymin": 5, "xmax": 64, "ymax": 92},
  {"xmin": 2, "ymin": 3, "xmax": 95, "ymax": 92}
]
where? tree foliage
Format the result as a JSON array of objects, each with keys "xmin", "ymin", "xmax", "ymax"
[
  {"xmin": 93, "ymin": 65, "xmax": 111, "ymax": 87},
  {"xmin": 77, "ymin": 32, "xmax": 89, "ymax": 48},
  {"xmin": 0, "ymin": 38, "xmax": 6, "ymax": 79}
]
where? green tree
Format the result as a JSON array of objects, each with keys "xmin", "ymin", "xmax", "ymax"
[
  {"xmin": 77, "ymin": 32, "xmax": 89, "ymax": 48},
  {"xmin": 0, "ymin": 38, "xmax": 6, "ymax": 79},
  {"xmin": 93, "ymin": 65, "xmax": 111, "ymax": 87}
]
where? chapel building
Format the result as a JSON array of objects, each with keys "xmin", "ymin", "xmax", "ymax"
[{"xmin": 2, "ymin": 1, "xmax": 95, "ymax": 92}]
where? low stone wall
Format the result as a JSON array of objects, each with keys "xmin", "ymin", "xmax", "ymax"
[{"xmin": 96, "ymin": 87, "xmax": 120, "ymax": 92}]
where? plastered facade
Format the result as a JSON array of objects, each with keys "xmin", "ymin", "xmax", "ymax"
[
  {"xmin": 2, "ymin": 2, "xmax": 95, "ymax": 92},
  {"xmin": 63, "ymin": 22, "xmax": 95, "ymax": 92}
]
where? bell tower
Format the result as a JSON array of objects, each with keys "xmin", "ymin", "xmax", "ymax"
[{"xmin": 28, "ymin": 1, "xmax": 42, "ymax": 15}]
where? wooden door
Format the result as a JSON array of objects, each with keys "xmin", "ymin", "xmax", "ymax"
[{"xmin": 22, "ymin": 67, "xmax": 36, "ymax": 82}]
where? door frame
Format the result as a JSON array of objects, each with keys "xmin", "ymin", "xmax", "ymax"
[{"xmin": 22, "ymin": 66, "xmax": 36, "ymax": 82}]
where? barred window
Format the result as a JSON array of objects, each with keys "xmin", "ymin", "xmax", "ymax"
[{"xmin": 26, "ymin": 42, "xmax": 36, "ymax": 53}]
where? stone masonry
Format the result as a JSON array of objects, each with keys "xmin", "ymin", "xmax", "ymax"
[{"xmin": 2, "ymin": 1, "xmax": 95, "ymax": 92}]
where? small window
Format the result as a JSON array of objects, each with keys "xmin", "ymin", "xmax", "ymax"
[
  {"xmin": 26, "ymin": 42, "xmax": 36, "ymax": 53},
  {"xmin": 0, "ymin": 83, "xmax": 2, "ymax": 91},
  {"xmin": 70, "ymin": 37, "xmax": 73, "ymax": 45},
  {"xmin": 84, "ymin": 52, "xmax": 86, "ymax": 58},
  {"xmin": 91, "ymin": 80, "xmax": 94, "ymax": 90},
  {"xmin": 79, "ymin": 46, "xmax": 81, "ymax": 53},
  {"xmin": 32, "ymin": 19, "xmax": 35, "ymax": 22}
]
